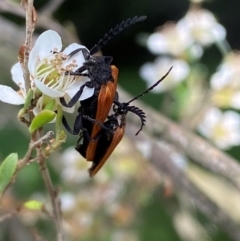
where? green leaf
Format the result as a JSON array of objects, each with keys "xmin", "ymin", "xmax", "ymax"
[
  {"xmin": 24, "ymin": 200, "xmax": 44, "ymax": 210},
  {"xmin": 0, "ymin": 153, "xmax": 18, "ymax": 195},
  {"xmin": 29, "ymin": 110, "xmax": 56, "ymax": 133},
  {"xmin": 44, "ymin": 99, "xmax": 56, "ymax": 110}
]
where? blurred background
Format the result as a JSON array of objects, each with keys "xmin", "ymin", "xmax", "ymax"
[{"xmin": 1, "ymin": 0, "xmax": 240, "ymax": 240}]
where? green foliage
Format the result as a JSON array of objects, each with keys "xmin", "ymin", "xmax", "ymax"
[
  {"xmin": 24, "ymin": 200, "xmax": 44, "ymax": 210},
  {"xmin": 0, "ymin": 153, "xmax": 18, "ymax": 196},
  {"xmin": 29, "ymin": 110, "xmax": 56, "ymax": 133},
  {"xmin": 44, "ymin": 99, "xmax": 56, "ymax": 110}
]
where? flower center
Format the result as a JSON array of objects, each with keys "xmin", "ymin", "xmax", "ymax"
[
  {"xmin": 35, "ymin": 52, "xmax": 78, "ymax": 91},
  {"xmin": 212, "ymin": 124, "xmax": 228, "ymax": 140}
]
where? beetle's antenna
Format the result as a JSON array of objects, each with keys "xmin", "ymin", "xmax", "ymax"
[
  {"xmin": 127, "ymin": 106, "xmax": 146, "ymax": 135},
  {"xmin": 90, "ymin": 16, "xmax": 147, "ymax": 55},
  {"xmin": 126, "ymin": 66, "xmax": 173, "ymax": 105}
]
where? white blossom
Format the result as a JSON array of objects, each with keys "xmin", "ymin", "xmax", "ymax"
[
  {"xmin": 0, "ymin": 63, "xmax": 26, "ymax": 105},
  {"xmin": 147, "ymin": 23, "xmax": 193, "ymax": 57},
  {"xmin": 140, "ymin": 57, "xmax": 190, "ymax": 93},
  {"xmin": 178, "ymin": 9, "xmax": 226, "ymax": 46},
  {"xmin": 198, "ymin": 108, "xmax": 240, "ymax": 150},
  {"xmin": 210, "ymin": 53, "xmax": 240, "ymax": 109},
  {"xmin": 0, "ymin": 30, "xmax": 94, "ymax": 114}
]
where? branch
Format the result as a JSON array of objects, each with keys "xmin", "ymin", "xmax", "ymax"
[
  {"xmin": 0, "ymin": 212, "xmax": 15, "ymax": 223},
  {"xmin": 17, "ymin": 131, "xmax": 54, "ymax": 171},
  {"xmin": 22, "ymin": 0, "xmax": 36, "ymax": 93},
  {"xmin": 118, "ymin": 86, "xmax": 240, "ymax": 191},
  {"xmin": 38, "ymin": 154, "xmax": 63, "ymax": 241},
  {"xmin": 126, "ymin": 123, "xmax": 240, "ymax": 241}
]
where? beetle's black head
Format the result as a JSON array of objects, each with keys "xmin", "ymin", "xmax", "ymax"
[
  {"xmin": 82, "ymin": 56, "xmax": 113, "ymax": 71},
  {"xmin": 113, "ymin": 102, "xmax": 128, "ymax": 115},
  {"xmin": 90, "ymin": 56, "xmax": 113, "ymax": 65},
  {"xmin": 82, "ymin": 56, "xmax": 113, "ymax": 84},
  {"xmin": 112, "ymin": 101, "xmax": 146, "ymax": 135}
]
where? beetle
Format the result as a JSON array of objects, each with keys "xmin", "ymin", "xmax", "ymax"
[
  {"xmin": 61, "ymin": 16, "xmax": 147, "ymax": 161},
  {"xmin": 60, "ymin": 15, "xmax": 147, "ymax": 109},
  {"xmin": 62, "ymin": 65, "xmax": 119, "ymax": 160},
  {"xmin": 77, "ymin": 67, "xmax": 173, "ymax": 176}
]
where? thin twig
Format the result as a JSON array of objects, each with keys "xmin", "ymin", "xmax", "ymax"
[
  {"xmin": 38, "ymin": 154, "xmax": 63, "ymax": 241},
  {"xmin": 22, "ymin": 0, "xmax": 35, "ymax": 93},
  {"xmin": 4, "ymin": 131, "xmax": 54, "ymax": 194},
  {"xmin": 41, "ymin": 205, "xmax": 54, "ymax": 220},
  {"xmin": 17, "ymin": 131, "xmax": 54, "ymax": 171},
  {"xmin": 0, "ymin": 211, "xmax": 15, "ymax": 223},
  {"xmin": 118, "ymin": 86, "xmax": 240, "ymax": 191}
]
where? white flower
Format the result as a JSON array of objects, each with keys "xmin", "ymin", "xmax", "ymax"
[
  {"xmin": 0, "ymin": 30, "xmax": 94, "ymax": 114},
  {"xmin": 140, "ymin": 57, "xmax": 190, "ymax": 93},
  {"xmin": 178, "ymin": 8, "xmax": 226, "ymax": 46},
  {"xmin": 198, "ymin": 108, "xmax": 240, "ymax": 150},
  {"xmin": 211, "ymin": 53, "xmax": 240, "ymax": 90},
  {"xmin": 231, "ymin": 91, "xmax": 240, "ymax": 109},
  {"xmin": 28, "ymin": 30, "xmax": 94, "ymax": 112},
  {"xmin": 0, "ymin": 63, "xmax": 26, "ymax": 105},
  {"xmin": 210, "ymin": 53, "xmax": 240, "ymax": 109},
  {"xmin": 147, "ymin": 23, "xmax": 193, "ymax": 56}
]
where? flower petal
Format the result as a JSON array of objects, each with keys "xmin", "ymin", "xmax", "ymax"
[
  {"xmin": 28, "ymin": 44, "xmax": 40, "ymax": 76},
  {"xmin": 0, "ymin": 85, "xmax": 24, "ymax": 105},
  {"xmin": 64, "ymin": 76, "xmax": 89, "ymax": 97},
  {"xmin": 57, "ymin": 97, "xmax": 75, "ymax": 113},
  {"xmin": 34, "ymin": 30, "xmax": 62, "ymax": 59},
  {"xmin": 63, "ymin": 43, "xmax": 88, "ymax": 56},
  {"xmin": 62, "ymin": 105, "xmax": 75, "ymax": 113},
  {"xmin": 79, "ymin": 86, "xmax": 94, "ymax": 101},
  {"xmin": 35, "ymin": 79, "xmax": 64, "ymax": 98},
  {"xmin": 63, "ymin": 43, "xmax": 89, "ymax": 71},
  {"xmin": 11, "ymin": 63, "xmax": 25, "ymax": 87},
  {"xmin": 28, "ymin": 30, "xmax": 62, "ymax": 74},
  {"xmin": 65, "ymin": 84, "xmax": 94, "ymax": 101},
  {"xmin": 140, "ymin": 57, "xmax": 189, "ymax": 93}
]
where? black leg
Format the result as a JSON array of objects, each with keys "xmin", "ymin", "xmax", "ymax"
[
  {"xmin": 60, "ymin": 84, "xmax": 86, "ymax": 108},
  {"xmin": 69, "ymin": 48, "xmax": 90, "ymax": 60},
  {"xmin": 62, "ymin": 115, "xmax": 79, "ymax": 135},
  {"xmin": 83, "ymin": 115, "xmax": 109, "ymax": 130},
  {"xmin": 62, "ymin": 109, "xmax": 84, "ymax": 135},
  {"xmin": 73, "ymin": 110, "xmax": 83, "ymax": 134},
  {"xmin": 74, "ymin": 65, "xmax": 88, "ymax": 74}
]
